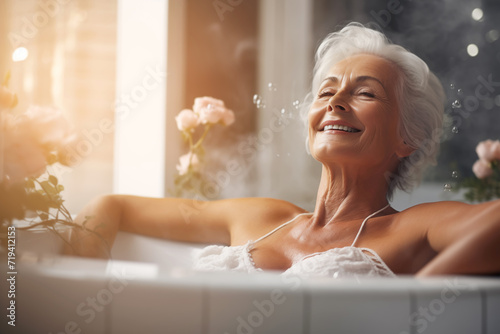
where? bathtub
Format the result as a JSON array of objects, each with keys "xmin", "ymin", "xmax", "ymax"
[{"xmin": 1, "ymin": 229, "xmax": 499, "ymax": 334}]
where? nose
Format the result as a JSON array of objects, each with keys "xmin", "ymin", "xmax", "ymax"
[{"xmin": 327, "ymin": 93, "xmax": 350, "ymax": 113}]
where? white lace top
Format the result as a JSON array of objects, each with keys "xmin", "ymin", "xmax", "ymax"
[{"xmin": 193, "ymin": 207, "xmax": 396, "ymax": 279}]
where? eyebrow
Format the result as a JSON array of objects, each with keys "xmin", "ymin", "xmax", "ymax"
[{"xmin": 322, "ymin": 75, "xmax": 386, "ymax": 89}]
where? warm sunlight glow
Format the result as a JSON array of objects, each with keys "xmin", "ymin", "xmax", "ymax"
[{"xmin": 12, "ymin": 47, "xmax": 28, "ymax": 62}]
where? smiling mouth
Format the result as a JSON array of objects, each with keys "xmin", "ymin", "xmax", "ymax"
[{"xmin": 322, "ymin": 124, "xmax": 360, "ymax": 133}]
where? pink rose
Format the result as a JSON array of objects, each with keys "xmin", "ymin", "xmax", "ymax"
[
  {"xmin": 21, "ymin": 106, "xmax": 76, "ymax": 152},
  {"xmin": 2, "ymin": 129, "xmax": 47, "ymax": 183},
  {"xmin": 476, "ymin": 140, "xmax": 500, "ymax": 162},
  {"xmin": 472, "ymin": 159, "xmax": 493, "ymax": 179},
  {"xmin": 0, "ymin": 85, "xmax": 17, "ymax": 110},
  {"xmin": 1, "ymin": 106, "xmax": 78, "ymax": 183},
  {"xmin": 221, "ymin": 108, "xmax": 235, "ymax": 126},
  {"xmin": 175, "ymin": 109, "xmax": 199, "ymax": 132},
  {"xmin": 192, "ymin": 96, "xmax": 235, "ymax": 126},
  {"xmin": 176, "ymin": 152, "xmax": 200, "ymax": 175},
  {"xmin": 1, "ymin": 113, "xmax": 46, "ymax": 183}
]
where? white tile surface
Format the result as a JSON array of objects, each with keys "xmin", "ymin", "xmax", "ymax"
[
  {"xmin": 486, "ymin": 288, "xmax": 500, "ymax": 334},
  {"xmin": 110, "ymin": 278, "xmax": 203, "ymax": 334},
  {"xmin": 307, "ymin": 278, "xmax": 411, "ymax": 334},
  {"xmin": 206, "ymin": 273, "xmax": 304, "ymax": 334},
  {"xmin": 411, "ymin": 278, "xmax": 482, "ymax": 334},
  {"xmin": 13, "ymin": 271, "xmax": 108, "ymax": 334}
]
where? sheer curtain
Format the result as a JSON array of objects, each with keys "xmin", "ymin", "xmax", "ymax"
[{"xmin": 1, "ymin": 0, "xmax": 117, "ymax": 213}]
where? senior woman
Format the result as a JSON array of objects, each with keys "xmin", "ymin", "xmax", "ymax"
[{"xmin": 71, "ymin": 23, "xmax": 500, "ymax": 277}]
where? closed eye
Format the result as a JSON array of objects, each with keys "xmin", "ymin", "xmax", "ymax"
[
  {"xmin": 318, "ymin": 91, "xmax": 335, "ymax": 98},
  {"xmin": 360, "ymin": 91, "xmax": 375, "ymax": 98}
]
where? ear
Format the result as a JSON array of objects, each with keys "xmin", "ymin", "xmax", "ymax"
[{"xmin": 395, "ymin": 139, "xmax": 415, "ymax": 158}]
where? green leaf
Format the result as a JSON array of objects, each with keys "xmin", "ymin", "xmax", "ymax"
[
  {"xmin": 25, "ymin": 178, "xmax": 36, "ymax": 189},
  {"xmin": 49, "ymin": 175, "xmax": 58, "ymax": 186},
  {"xmin": 47, "ymin": 153, "xmax": 58, "ymax": 165},
  {"xmin": 40, "ymin": 181, "xmax": 57, "ymax": 195}
]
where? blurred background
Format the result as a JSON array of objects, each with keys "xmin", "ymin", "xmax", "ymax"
[{"xmin": 1, "ymin": 0, "xmax": 499, "ymax": 213}]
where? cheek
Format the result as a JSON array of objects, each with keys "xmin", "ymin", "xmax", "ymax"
[{"xmin": 307, "ymin": 103, "xmax": 324, "ymax": 125}]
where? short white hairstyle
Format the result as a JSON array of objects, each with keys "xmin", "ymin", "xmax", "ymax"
[{"xmin": 302, "ymin": 23, "xmax": 445, "ymax": 199}]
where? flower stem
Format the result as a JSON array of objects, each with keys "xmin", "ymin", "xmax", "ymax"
[{"xmin": 193, "ymin": 124, "xmax": 212, "ymax": 151}]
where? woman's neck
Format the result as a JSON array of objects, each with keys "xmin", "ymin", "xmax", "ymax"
[{"xmin": 312, "ymin": 164, "xmax": 391, "ymax": 226}]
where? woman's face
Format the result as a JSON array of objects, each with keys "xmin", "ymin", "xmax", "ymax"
[{"xmin": 308, "ymin": 53, "xmax": 410, "ymax": 169}]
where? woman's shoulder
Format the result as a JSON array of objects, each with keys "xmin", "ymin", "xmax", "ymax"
[
  {"xmin": 398, "ymin": 201, "xmax": 470, "ymax": 215},
  {"xmin": 391, "ymin": 200, "xmax": 475, "ymax": 229},
  {"xmin": 220, "ymin": 197, "xmax": 306, "ymax": 217},
  {"xmin": 220, "ymin": 197, "xmax": 308, "ymax": 244}
]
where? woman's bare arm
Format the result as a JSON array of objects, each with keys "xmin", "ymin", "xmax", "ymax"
[
  {"xmin": 67, "ymin": 194, "xmax": 236, "ymax": 258},
  {"xmin": 66, "ymin": 194, "xmax": 301, "ymax": 258},
  {"xmin": 416, "ymin": 199, "xmax": 500, "ymax": 276}
]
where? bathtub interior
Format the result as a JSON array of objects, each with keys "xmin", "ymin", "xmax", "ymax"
[
  {"xmin": 2, "ymin": 230, "xmax": 500, "ymax": 334},
  {"xmin": 110, "ymin": 230, "xmax": 206, "ymax": 270}
]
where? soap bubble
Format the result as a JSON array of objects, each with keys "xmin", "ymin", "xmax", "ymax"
[
  {"xmin": 292, "ymin": 100, "xmax": 300, "ymax": 109},
  {"xmin": 467, "ymin": 44, "xmax": 479, "ymax": 57},
  {"xmin": 452, "ymin": 126, "xmax": 459, "ymax": 134},
  {"xmin": 253, "ymin": 94, "xmax": 262, "ymax": 104},
  {"xmin": 267, "ymin": 82, "xmax": 277, "ymax": 92},
  {"xmin": 253, "ymin": 94, "xmax": 260, "ymax": 104},
  {"xmin": 486, "ymin": 29, "xmax": 500, "ymax": 43},
  {"xmin": 451, "ymin": 100, "xmax": 462, "ymax": 109},
  {"xmin": 449, "ymin": 83, "xmax": 455, "ymax": 90},
  {"xmin": 253, "ymin": 94, "xmax": 266, "ymax": 109},
  {"xmin": 457, "ymin": 89, "xmax": 463, "ymax": 96},
  {"xmin": 451, "ymin": 171, "xmax": 458, "ymax": 178},
  {"xmin": 443, "ymin": 183, "xmax": 453, "ymax": 191},
  {"xmin": 471, "ymin": 8, "xmax": 483, "ymax": 21}
]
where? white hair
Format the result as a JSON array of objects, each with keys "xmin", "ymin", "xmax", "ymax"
[{"xmin": 301, "ymin": 23, "xmax": 445, "ymax": 199}]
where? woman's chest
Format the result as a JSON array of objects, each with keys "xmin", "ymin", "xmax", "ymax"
[{"xmin": 246, "ymin": 221, "xmax": 436, "ymax": 274}]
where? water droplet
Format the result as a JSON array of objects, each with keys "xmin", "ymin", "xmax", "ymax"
[
  {"xmin": 486, "ymin": 29, "xmax": 500, "ymax": 43},
  {"xmin": 280, "ymin": 108, "xmax": 286, "ymax": 115},
  {"xmin": 449, "ymin": 83, "xmax": 455, "ymax": 90},
  {"xmin": 457, "ymin": 89, "xmax": 463, "ymax": 96},
  {"xmin": 452, "ymin": 126, "xmax": 459, "ymax": 134},
  {"xmin": 253, "ymin": 94, "xmax": 266, "ymax": 109},
  {"xmin": 443, "ymin": 183, "xmax": 453, "ymax": 191},
  {"xmin": 467, "ymin": 44, "xmax": 479, "ymax": 57},
  {"xmin": 451, "ymin": 100, "xmax": 462, "ymax": 109},
  {"xmin": 452, "ymin": 171, "xmax": 458, "ymax": 178},
  {"xmin": 253, "ymin": 94, "xmax": 261, "ymax": 104},
  {"xmin": 471, "ymin": 8, "xmax": 483, "ymax": 21},
  {"xmin": 267, "ymin": 82, "xmax": 277, "ymax": 92},
  {"xmin": 292, "ymin": 100, "xmax": 300, "ymax": 109}
]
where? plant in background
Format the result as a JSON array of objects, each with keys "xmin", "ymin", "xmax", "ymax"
[
  {"xmin": 0, "ymin": 72, "xmax": 94, "ymax": 251},
  {"xmin": 171, "ymin": 96, "xmax": 235, "ymax": 198},
  {"xmin": 456, "ymin": 139, "xmax": 500, "ymax": 202}
]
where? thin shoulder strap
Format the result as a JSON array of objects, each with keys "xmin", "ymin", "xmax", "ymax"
[
  {"xmin": 350, "ymin": 204, "xmax": 390, "ymax": 247},
  {"xmin": 254, "ymin": 212, "xmax": 312, "ymax": 244}
]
